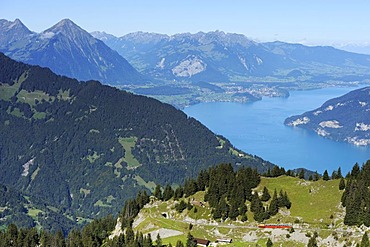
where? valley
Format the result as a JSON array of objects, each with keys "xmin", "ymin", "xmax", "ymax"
[
  {"xmin": 0, "ymin": 53, "xmax": 273, "ymax": 233},
  {"xmin": 1, "ymin": 8, "xmax": 370, "ymax": 246}
]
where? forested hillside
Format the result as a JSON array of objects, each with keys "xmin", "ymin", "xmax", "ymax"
[
  {"xmin": 2, "ymin": 160, "xmax": 369, "ymax": 246},
  {"xmin": 0, "ymin": 53, "xmax": 273, "ymax": 231},
  {"xmin": 285, "ymin": 86, "xmax": 370, "ymax": 146}
]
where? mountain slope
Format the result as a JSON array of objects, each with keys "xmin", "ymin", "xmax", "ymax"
[
  {"xmin": 0, "ymin": 19, "xmax": 143, "ymax": 84},
  {"xmin": 92, "ymin": 31, "xmax": 370, "ymax": 83},
  {"xmin": 132, "ymin": 176, "xmax": 346, "ymax": 247},
  {"xmin": 284, "ymin": 86, "xmax": 370, "ymax": 145},
  {"xmin": 0, "ymin": 19, "xmax": 33, "ymax": 45},
  {"xmin": 0, "ymin": 53, "xmax": 273, "ymax": 227}
]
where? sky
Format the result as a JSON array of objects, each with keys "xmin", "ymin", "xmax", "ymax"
[{"xmin": 1, "ymin": 0, "xmax": 370, "ymax": 47}]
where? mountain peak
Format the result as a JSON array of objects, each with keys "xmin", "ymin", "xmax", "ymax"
[
  {"xmin": 0, "ymin": 19, "xmax": 33, "ymax": 47},
  {"xmin": 90, "ymin": 31, "xmax": 117, "ymax": 41},
  {"xmin": 55, "ymin": 18, "xmax": 76, "ymax": 27},
  {"xmin": 0, "ymin": 18, "xmax": 31, "ymax": 32},
  {"xmin": 13, "ymin": 18, "xmax": 23, "ymax": 25},
  {"xmin": 45, "ymin": 18, "xmax": 87, "ymax": 38}
]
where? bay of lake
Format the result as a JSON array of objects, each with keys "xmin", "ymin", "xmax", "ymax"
[{"xmin": 183, "ymin": 86, "xmax": 370, "ymax": 174}]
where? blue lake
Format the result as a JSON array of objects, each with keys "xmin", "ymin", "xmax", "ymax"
[{"xmin": 183, "ymin": 86, "xmax": 370, "ymax": 174}]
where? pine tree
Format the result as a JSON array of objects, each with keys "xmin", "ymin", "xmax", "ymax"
[
  {"xmin": 186, "ymin": 233, "xmax": 197, "ymax": 247},
  {"xmin": 174, "ymin": 186, "xmax": 184, "ymax": 200},
  {"xmin": 143, "ymin": 234, "xmax": 153, "ymax": 247},
  {"xmin": 163, "ymin": 184, "xmax": 174, "ymax": 201},
  {"xmin": 323, "ymin": 170, "xmax": 330, "ymax": 181},
  {"xmin": 25, "ymin": 228, "xmax": 40, "ymax": 247},
  {"xmin": 337, "ymin": 167, "xmax": 343, "ymax": 178},
  {"xmin": 175, "ymin": 200, "xmax": 187, "ymax": 213},
  {"xmin": 230, "ymin": 181, "xmax": 245, "ymax": 206},
  {"xmin": 313, "ymin": 171, "xmax": 320, "ymax": 181},
  {"xmin": 331, "ymin": 170, "xmax": 338, "ymax": 180},
  {"xmin": 196, "ymin": 170, "xmax": 209, "ymax": 191},
  {"xmin": 218, "ymin": 197, "xmax": 230, "ymax": 221},
  {"xmin": 137, "ymin": 190, "xmax": 150, "ymax": 208},
  {"xmin": 282, "ymin": 191, "xmax": 292, "ymax": 209},
  {"xmin": 239, "ymin": 204, "xmax": 248, "ymax": 216},
  {"xmin": 126, "ymin": 226, "xmax": 135, "ymax": 244},
  {"xmin": 228, "ymin": 202, "xmax": 240, "ymax": 220},
  {"xmin": 361, "ymin": 232, "xmax": 369, "ymax": 247},
  {"xmin": 307, "ymin": 234, "xmax": 318, "ymax": 247},
  {"xmin": 266, "ymin": 238, "xmax": 273, "ymax": 247},
  {"xmin": 272, "ymin": 166, "xmax": 282, "ymax": 177},
  {"xmin": 254, "ymin": 206, "xmax": 267, "ymax": 222},
  {"xmin": 299, "ymin": 169, "xmax": 305, "ymax": 179},
  {"xmin": 117, "ymin": 234, "xmax": 126, "ymax": 247},
  {"xmin": 261, "ymin": 186, "xmax": 271, "ymax": 202},
  {"xmin": 155, "ymin": 233, "xmax": 162, "ymax": 247},
  {"xmin": 6, "ymin": 224, "xmax": 18, "ymax": 246},
  {"xmin": 176, "ymin": 240, "xmax": 184, "ymax": 247},
  {"xmin": 66, "ymin": 229, "xmax": 83, "ymax": 247},
  {"xmin": 251, "ymin": 193, "xmax": 268, "ymax": 222},
  {"xmin": 351, "ymin": 163, "xmax": 361, "ymax": 178},
  {"xmin": 250, "ymin": 193, "xmax": 262, "ymax": 213},
  {"xmin": 268, "ymin": 189, "xmax": 279, "ymax": 216},
  {"xmin": 136, "ymin": 231, "xmax": 144, "ymax": 246},
  {"xmin": 266, "ymin": 167, "xmax": 271, "ymax": 177},
  {"xmin": 339, "ymin": 178, "xmax": 346, "ymax": 190},
  {"xmin": 344, "ymin": 186, "xmax": 362, "ymax": 225},
  {"xmin": 153, "ymin": 184, "xmax": 163, "ymax": 200},
  {"xmin": 40, "ymin": 230, "xmax": 54, "ymax": 247},
  {"xmin": 183, "ymin": 179, "xmax": 198, "ymax": 197}
]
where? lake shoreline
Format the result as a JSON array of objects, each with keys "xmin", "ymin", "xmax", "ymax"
[{"xmin": 184, "ymin": 85, "xmax": 370, "ymax": 174}]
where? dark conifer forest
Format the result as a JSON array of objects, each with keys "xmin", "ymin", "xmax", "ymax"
[{"xmin": 0, "ymin": 53, "xmax": 273, "ymax": 231}]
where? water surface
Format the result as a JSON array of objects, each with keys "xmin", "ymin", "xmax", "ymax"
[{"xmin": 184, "ymin": 87, "xmax": 370, "ymax": 174}]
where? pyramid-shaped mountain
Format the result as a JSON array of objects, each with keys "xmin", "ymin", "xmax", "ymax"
[{"xmin": 0, "ymin": 19, "xmax": 143, "ymax": 84}]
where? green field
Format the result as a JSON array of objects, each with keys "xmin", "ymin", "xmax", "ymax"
[
  {"xmin": 258, "ymin": 176, "xmax": 343, "ymax": 226},
  {"xmin": 118, "ymin": 137, "xmax": 141, "ymax": 169}
]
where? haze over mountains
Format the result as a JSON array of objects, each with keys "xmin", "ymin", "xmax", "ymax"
[
  {"xmin": 2, "ymin": 18, "xmax": 370, "ymax": 88},
  {"xmin": 0, "ymin": 19, "xmax": 142, "ymax": 84},
  {"xmin": 92, "ymin": 30, "xmax": 370, "ymax": 83}
]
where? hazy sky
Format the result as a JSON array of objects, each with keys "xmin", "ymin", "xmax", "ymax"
[{"xmin": 1, "ymin": 0, "xmax": 369, "ymax": 45}]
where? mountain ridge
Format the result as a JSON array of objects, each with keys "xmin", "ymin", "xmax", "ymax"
[
  {"xmin": 92, "ymin": 30, "xmax": 370, "ymax": 83},
  {"xmin": 0, "ymin": 18, "xmax": 143, "ymax": 84}
]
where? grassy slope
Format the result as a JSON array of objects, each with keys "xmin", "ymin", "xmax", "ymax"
[
  {"xmin": 118, "ymin": 137, "xmax": 141, "ymax": 169},
  {"xmin": 131, "ymin": 176, "xmax": 365, "ymax": 246},
  {"xmin": 258, "ymin": 176, "xmax": 343, "ymax": 226}
]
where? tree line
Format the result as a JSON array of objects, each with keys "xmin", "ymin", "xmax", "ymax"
[{"xmin": 341, "ymin": 161, "xmax": 370, "ymax": 226}]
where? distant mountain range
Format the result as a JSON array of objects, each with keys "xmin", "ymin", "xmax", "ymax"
[
  {"xmin": 0, "ymin": 19, "xmax": 143, "ymax": 84},
  {"xmin": 335, "ymin": 43, "xmax": 370, "ymax": 55},
  {"xmin": 285, "ymin": 86, "xmax": 370, "ymax": 146},
  {"xmin": 92, "ymin": 30, "xmax": 370, "ymax": 83},
  {"xmin": 2, "ymin": 18, "xmax": 370, "ymax": 87},
  {"xmin": 0, "ymin": 53, "xmax": 273, "ymax": 231}
]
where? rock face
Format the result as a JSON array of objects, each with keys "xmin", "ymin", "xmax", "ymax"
[
  {"xmin": 285, "ymin": 86, "xmax": 370, "ymax": 146},
  {"xmin": 0, "ymin": 19, "xmax": 143, "ymax": 84},
  {"xmin": 92, "ymin": 30, "xmax": 370, "ymax": 83}
]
